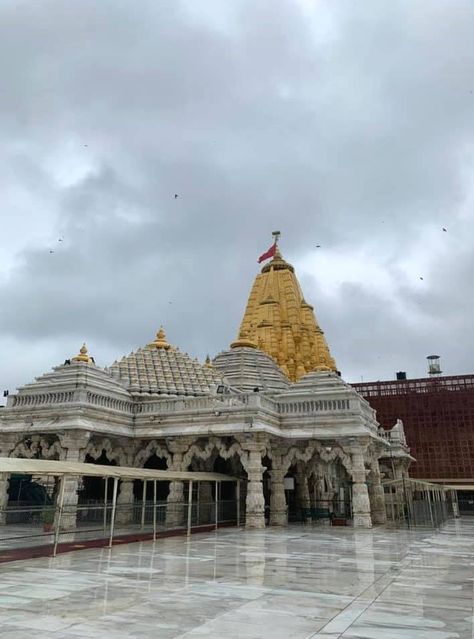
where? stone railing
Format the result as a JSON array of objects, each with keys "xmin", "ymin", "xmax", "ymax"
[
  {"xmin": 86, "ymin": 392, "xmax": 134, "ymax": 413},
  {"xmin": 11, "ymin": 392, "xmax": 75, "ymax": 407},
  {"xmin": 278, "ymin": 398, "xmax": 351, "ymax": 414},
  {"xmin": 378, "ymin": 427, "xmax": 409, "ymax": 451},
  {"xmin": 257, "ymin": 396, "xmax": 278, "ymax": 412},
  {"xmin": 10, "ymin": 391, "xmax": 134, "ymax": 414},
  {"xmin": 135, "ymin": 394, "xmax": 248, "ymax": 415}
]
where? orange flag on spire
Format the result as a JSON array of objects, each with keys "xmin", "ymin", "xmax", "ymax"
[{"xmin": 257, "ymin": 242, "xmax": 277, "ymax": 264}]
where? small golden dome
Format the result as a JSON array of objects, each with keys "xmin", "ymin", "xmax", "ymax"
[
  {"xmin": 148, "ymin": 326, "xmax": 171, "ymax": 350},
  {"xmin": 72, "ymin": 343, "xmax": 94, "ymax": 363},
  {"xmin": 230, "ymin": 329, "xmax": 257, "ymax": 350}
]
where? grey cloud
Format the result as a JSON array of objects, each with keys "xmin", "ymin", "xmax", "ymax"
[{"xmin": 1, "ymin": 0, "xmax": 474, "ymax": 394}]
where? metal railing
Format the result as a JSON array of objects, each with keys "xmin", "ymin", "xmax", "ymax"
[
  {"xmin": 0, "ymin": 497, "xmax": 241, "ymax": 557},
  {"xmin": 287, "ymin": 499, "xmax": 351, "ymax": 524},
  {"xmin": 383, "ymin": 478, "xmax": 458, "ymax": 528}
]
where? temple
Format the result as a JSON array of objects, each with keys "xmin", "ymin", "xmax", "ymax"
[{"xmin": 0, "ymin": 242, "xmax": 412, "ymax": 530}]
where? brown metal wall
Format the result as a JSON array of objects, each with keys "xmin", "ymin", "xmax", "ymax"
[{"xmin": 353, "ymin": 375, "xmax": 474, "ymax": 480}]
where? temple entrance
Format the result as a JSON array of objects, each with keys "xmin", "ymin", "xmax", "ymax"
[
  {"xmin": 285, "ymin": 464, "xmax": 298, "ymax": 521},
  {"xmin": 212, "ymin": 454, "xmax": 245, "ymax": 525},
  {"xmin": 213, "ymin": 456, "xmax": 236, "ymax": 500},
  {"xmin": 133, "ymin": 454, "xmax": 169, "ymax": 501},
  {"xmin": 80, "ymin": 451, "xmax": 117, "ymax": 502}
]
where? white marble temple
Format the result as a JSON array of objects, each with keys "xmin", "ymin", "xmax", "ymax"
[{"xmin": 0, "ymin": 520, "xmax": 473, "ymax": 638}]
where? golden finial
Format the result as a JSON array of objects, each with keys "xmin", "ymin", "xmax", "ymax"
[
  {"xmin": 148, "ymin": 326, "xmax": 171, "ymax": 350},
  {"xmin": 261, "ymin": 231, "xmax": 294, "ymax": 273},
  {"xmin": 72, "ymin": 343, "xmax": 94, "ymax": 363},
  {"xmin": 231, "ymin": 328, "xmax": 257, "ymax": 349},
  {"xmin": 205, "ymin": 354, "xmax": 213, "ymax": 368}
]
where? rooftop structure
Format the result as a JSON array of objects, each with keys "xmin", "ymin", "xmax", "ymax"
[{"xmin": 236, "ymin": 244, "xmax": 337, "ymax": 381}]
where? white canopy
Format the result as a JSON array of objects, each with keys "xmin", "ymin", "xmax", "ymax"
[{"xmin": 0, "ymin": 457, "xmax": 238, "ymax": 482}]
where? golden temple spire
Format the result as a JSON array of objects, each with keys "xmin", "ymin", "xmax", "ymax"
[
  {"xmin": 72, "ymin": 343, "xmax": 94, "ymax": 363},
  {"xmin": 236, "ymin": 235, "xmax": 337, "ymax": 381},
  {"xmin": 148, "ymin": 326, "xmax": 171, "ymax": 350},
  {"xmin": 204, "ymin": 354, "xmax": 213, "ymax": 367}
]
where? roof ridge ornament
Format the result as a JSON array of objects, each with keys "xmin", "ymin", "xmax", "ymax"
[
  {"xmin": 72, "ymin": 343, "xmax": 94, "ymax": 364},
  {"xmin": 260, "ymin": 231, "xmax": 294, "ymax": 273},
  {"xmin": 148, "ymin": 326, "xmax": 171, "ymax": 350},
  {"xmin": 230, "ymin": 328, "xmax": 258, "ymax": 350}
]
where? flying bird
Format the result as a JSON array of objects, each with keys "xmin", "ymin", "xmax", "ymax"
[
  {"xmin": 442, "ymin": 227, "xmax": 447, "ymax": 232},
  {"xmin": 174, "ymin": 194, "xmax": 179, "ymax": 199},
  {"xmin": 419, "ymin": 277, "xmax": 424, "ymax": 280},
  {"xmin": 315, "ymin": 245, "xmax": 321, "ymax": 248},
  {"xmin": 58, "ymin": 238, "xmax": 63, "ymax": 242},
  {"xmin": 49, "ymin": 250, "xmax": 54, "ymax": 254}
]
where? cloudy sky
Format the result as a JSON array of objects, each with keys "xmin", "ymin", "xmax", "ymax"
[{"xmin": 1, "ymin": 0, "xmax": 473, "ymax": 396}]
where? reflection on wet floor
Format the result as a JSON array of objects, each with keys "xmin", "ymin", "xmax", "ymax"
[{"xmin": 0, "ymin": 519, "xmax": 473, "ymax": 638}]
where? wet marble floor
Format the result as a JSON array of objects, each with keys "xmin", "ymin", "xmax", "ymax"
[{"xmin": 0, "ymin": 519, "xmax": 473, "ymax": 638}]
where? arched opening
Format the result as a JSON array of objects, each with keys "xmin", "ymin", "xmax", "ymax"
[
  {"xmin": 211, "ymin": 453, "xmax": 245, "ymax": 525},
  {"xmin": 4, "ymin": 472, "xmax": 57, "ymax": 527},
  {"xmin": 213, "ymin": 456, "xmax": 237, "ymax": 500},
  {"xmin": 309, "ymin": 458, "xmax": 352, "ymax": 520},
  {"xmin": 285, "ymin": 463, "xmax": 298, "ymax": 521},
  {"xmin": 80, "ymin": 450, "xmax": 117, "ymax": 503},
  {"xmin": 133, "ymin": 453, "xmax": 169, "ymax": 501}
]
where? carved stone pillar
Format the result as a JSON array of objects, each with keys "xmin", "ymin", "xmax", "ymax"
[
  {"xmin": 58, "ymin": 432, "xmax": 90, "ymax": 530},
  {"xmin": 268, "ymin": 447, "xmax": 287, "ymax": 526},
  {"xmin": 198, "ymin": 481, "xmax": 213, "ymax": 525},
  {"xmin": 166, "ymin": 481, "xmax": 185, "ymax": 528},
  {"xmin": 165, "ymin": 439, "xmax": 192, "ymax": 528},
  {"xmin": 369, "ymin": 461, "xmax": 387, "ymax": 525},
  {"xmin": 349, "ymin": 444, "xmax": 372, "ymax": 528},
  {"xmin": 296, "ymin": 464, "xmax": 311, "ymax": 522},
  {"xmin": 0, "ymin": 475, "xmax": 9, "ymax": 526},
  {"xmin": 115, "ymin": 479, "xmax": 135, "ymax": 526},
  {"xmin": 308, "ymin": 475, "xmax": 316, "ymax": 509},
  {"xmin": 241, "ymin": 444, "xmax": 265, "ymax": 529},
  {"xmin": 0, "ymin": 437, "xmax": 17, "ymax": 525},
  {"xmin": 393, "ymin": 459, "xmax": 409, "ymax": 482},
  {"xmin": 269, "ymin": 468, "xmax": 287, "ymax": 526}
]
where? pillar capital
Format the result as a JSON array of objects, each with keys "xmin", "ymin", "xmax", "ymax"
[
  {"xmin": 0, "ymin": 435, "xmax": 19, "ymax": 458},
  {"xmin": 166, "ymin": 437, "xmax": 194, "ymax": 455},
  {"xmin": 166, "ymin": 438, "xmax": 195, "ymax": 472},
  {"xmin": 58, "ymin": 431, "xmax": 91, "ymax": 459},
  {"xmin": 342, "ymin": 437, "xmax": 370, "ymax": 456},
  {"xmin": 239, "ymin": 441, "xmax": 267, "ymax": 455}
]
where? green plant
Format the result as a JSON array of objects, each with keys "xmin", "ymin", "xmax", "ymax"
[{"xmin": 40, "ymin": 509, "xmax": 55, "ymax": 525}]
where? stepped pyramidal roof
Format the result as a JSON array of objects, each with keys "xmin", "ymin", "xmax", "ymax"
[
  {"xmin": 236, "ymin": 241, "xmax": 337, "ymax": 382},
  {"xmin": 212, "ymin": 346, "xmax": 290, "ymax": 393},
  {"xmin": 108, "ymin": 328, "xmax": 222, "ymax": 396}
]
